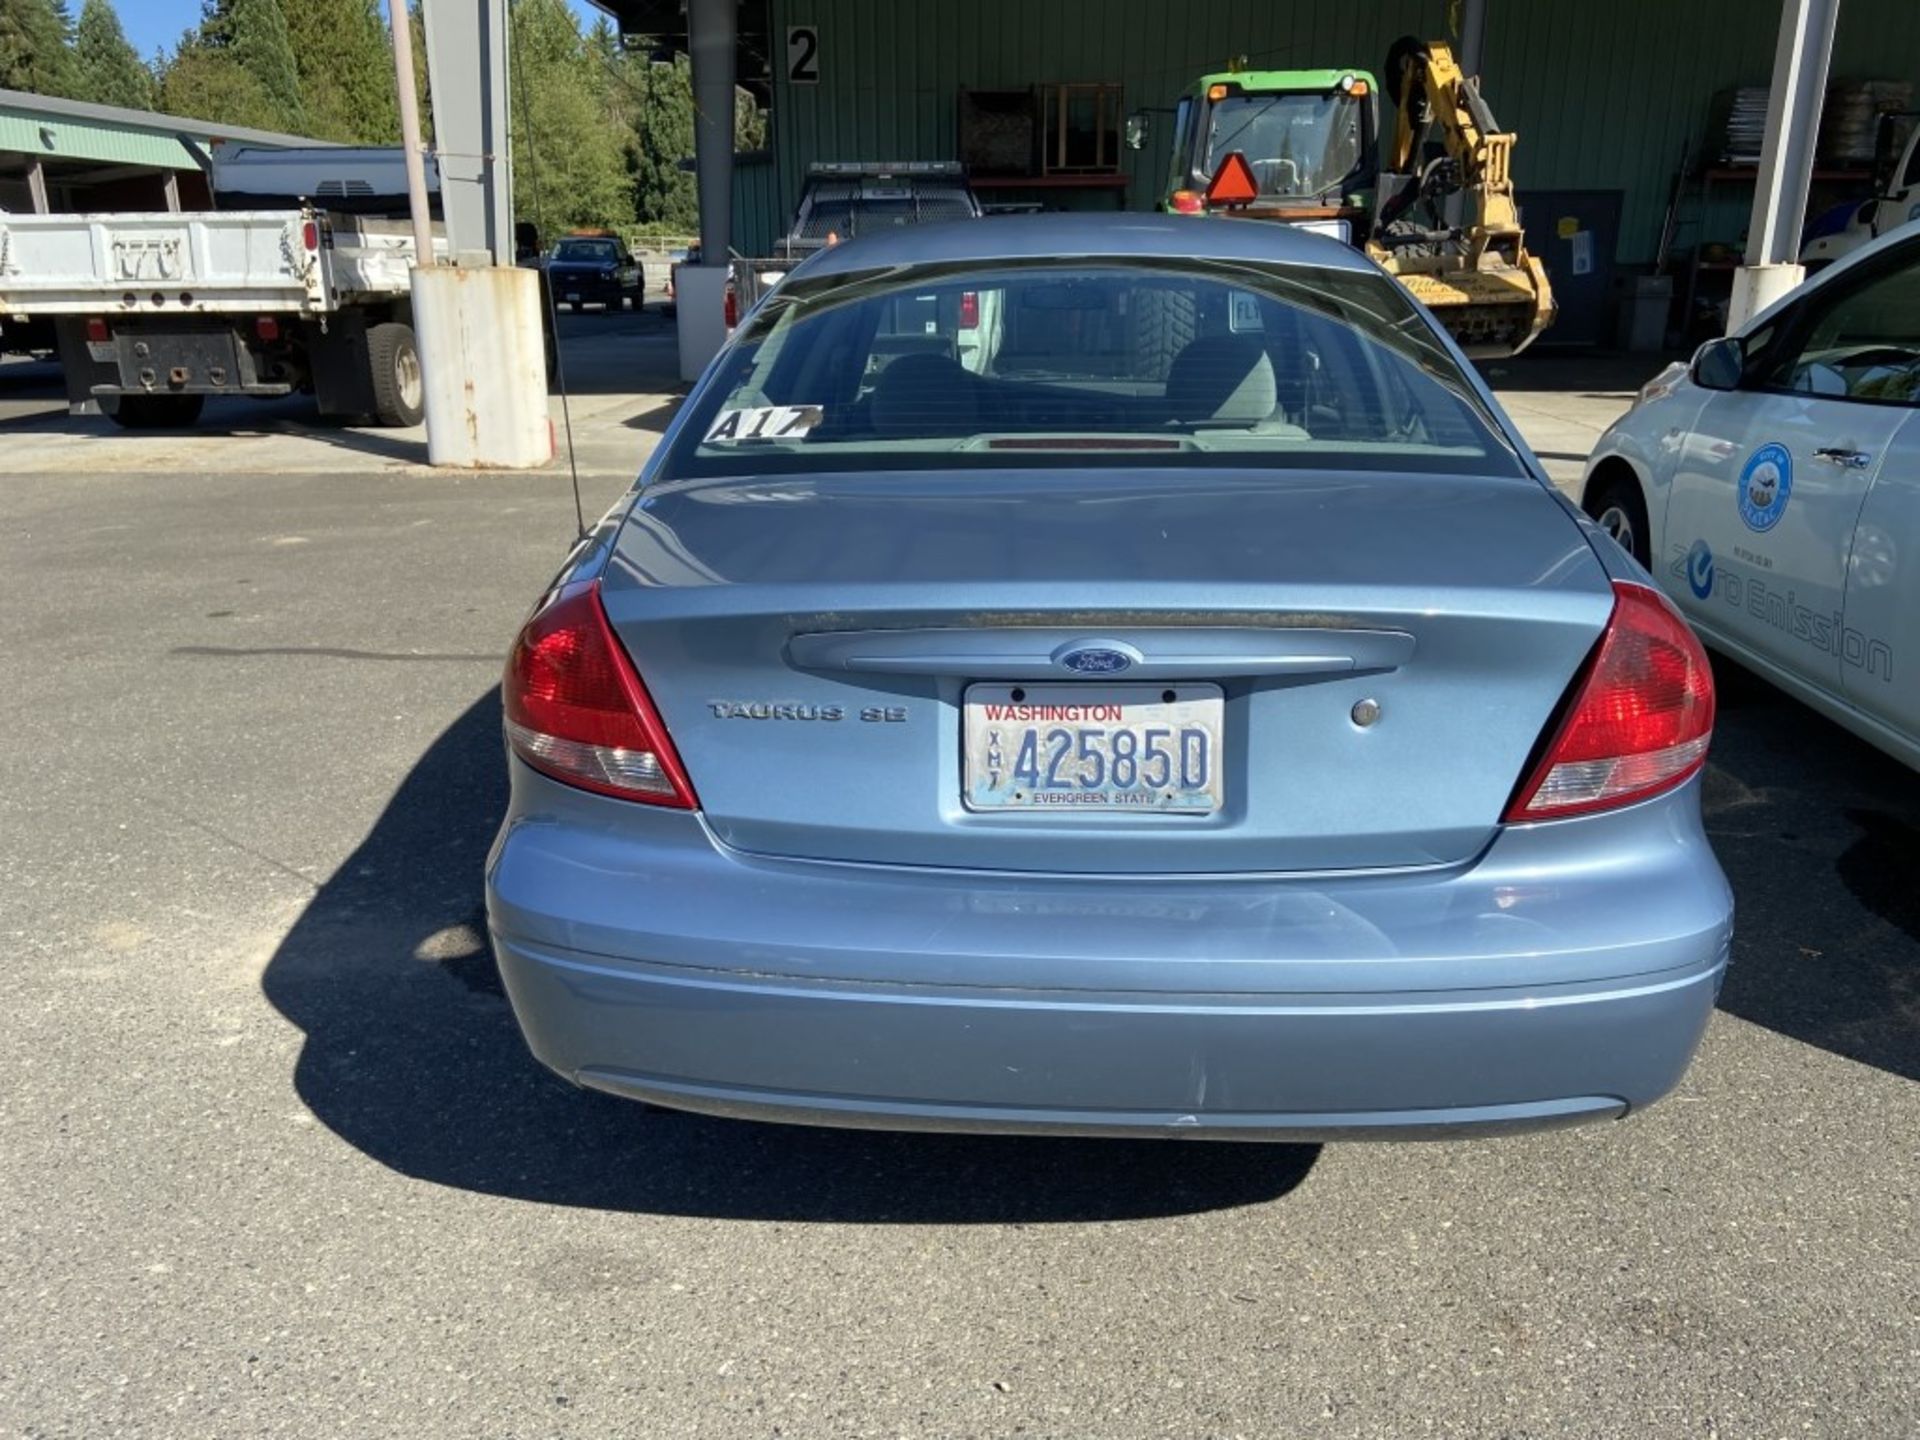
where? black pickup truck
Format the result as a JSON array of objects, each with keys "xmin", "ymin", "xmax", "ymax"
[{"xmin": 543, "ymin": 234, "xmax": 644, "ymax": 312}]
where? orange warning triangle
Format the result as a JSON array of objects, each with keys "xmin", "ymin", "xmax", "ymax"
[{"xmin": 1205, "ymin": 151, "xmax": 1260, "ymax": 207}]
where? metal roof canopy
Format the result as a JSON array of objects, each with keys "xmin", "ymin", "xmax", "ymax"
[{"xmin": 0, "ymin": 87, "xmax": 333, "ymax": 172}]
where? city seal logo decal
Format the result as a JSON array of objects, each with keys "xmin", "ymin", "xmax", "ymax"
[{"xmin": 1738, "ymin": 442, "xmax": 1792, "ymax": 533}]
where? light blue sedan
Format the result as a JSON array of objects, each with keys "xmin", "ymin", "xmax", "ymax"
[
  {"xmin": 1583, "ymin": 220, "xmax": 1920, "ymax": 772},
  {"xmin": 487, "ymin": 215, "xmax": 1731, "ymax": 1141}
]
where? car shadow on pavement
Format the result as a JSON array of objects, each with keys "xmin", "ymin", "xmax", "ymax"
[
  {"xmin": 261, "ymin": 690, "xmax": 1321, "ymax": 1221},
  {"xmin": 1700, "ymin": 657, "xmax": 1920, "ymax": 1084}
]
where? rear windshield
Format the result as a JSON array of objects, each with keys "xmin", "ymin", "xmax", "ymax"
[
  {"xmin": 661, "ymin": 257, "xmax": 1524, "ymax": 481},
  {"xmin": 554, "ymin": 239, "xmax": 619, "ymax": 261},
  {"xmin": 793, "ymin": 181, "xmax": 978, "ymax": 241}
]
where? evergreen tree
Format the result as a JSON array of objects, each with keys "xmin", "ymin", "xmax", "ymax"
[
  {"xmin": 198, "ymin": 0, "xmax": 305, "ymax": 131},
  {"xmin": 627, "ymin": 50, "xmax": 697, "ymax": 231},
  {"xmin": 0, "ymin": 0, "xmax": 81, "ymax": 98},
  {"xmin": 158, "ymin": 38, "xmax": 277, "ymax": 128},
  {"xmin": 284, "ymin": 0, "xmax": 397, "ymax": 144},
  {"xmin": 73, "ymin": 0, "xmax": 154, "ymax": 110},
  {"xmin": 407, "ymin": 0, "xmax": 430, "ymax": 143},
  {"xmin": 602, "ymin": 38, "xmax": 758, "ymax": 232},
  {"xmin": 509, "ymin": 0, "xmax": 632, "ymax": 241}
]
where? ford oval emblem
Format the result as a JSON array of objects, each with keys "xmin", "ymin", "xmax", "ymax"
[{"xmin": 1060, "ymin": 646, "xmax": 1132, "ymax": 675}]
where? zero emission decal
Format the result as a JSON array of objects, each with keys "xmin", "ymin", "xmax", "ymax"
[{"xmin": 1670, "ymin": 540, "xmax": 1892, "ymax": 681}]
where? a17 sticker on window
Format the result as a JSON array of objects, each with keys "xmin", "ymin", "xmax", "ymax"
[{"xmin": 704, "ymin": 405, "xmax": 823, "ymax": 443}]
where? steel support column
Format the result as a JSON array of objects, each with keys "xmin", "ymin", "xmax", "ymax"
[
  {"xmin": 1456, "ymin": 0, "xmax": 1488, "ymax": 80},
  {"xmin": 689, "ymin": 0, "xmax": 737, "ymax": 263},
  {"xmin": 421, "ymin": 0, "xmax": 514, "ymax": 266},
  {"xmin": 678, "ymin": 0, "xmax": 738, "ymax": 380},
  {"xmin": 1728, "ymin": 0, "xmax": 1841, "ymax": 328}
]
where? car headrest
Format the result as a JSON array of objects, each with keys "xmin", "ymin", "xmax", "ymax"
[
  {"xmin": 1165, "ymin": 335, "xmax": 1278, "ymax": 424},
  {"xmin": 871, "ymin": 353, "xmax": 977, "ymax": 435}
]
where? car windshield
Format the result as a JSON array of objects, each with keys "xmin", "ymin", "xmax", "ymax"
[
  {"xmin": 554, "ymin": 239, "xmax": 619, "ymax": 262},
  {"xmin": 793, "ymin": 181, "xmax": 977, "ymax": 243},
  {"xmin": 1200, "ymin": 93, "xmax": 1365, "ymax": 199},
  {"xmin": 661, "ymin": 257, "xmax": 1523, "ymax": 480}
]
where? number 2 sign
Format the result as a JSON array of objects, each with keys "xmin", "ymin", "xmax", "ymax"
[{"xmin": 787, "ymin": 26, "xmax": 819, "ymax": 84}]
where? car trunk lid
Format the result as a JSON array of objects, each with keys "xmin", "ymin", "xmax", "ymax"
[{"xmin": 599, "ymin": 468, "xmax": 1611, "ymax": 874}]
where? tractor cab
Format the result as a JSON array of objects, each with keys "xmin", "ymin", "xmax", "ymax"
[{"xmin": 1142, "ymin": 68, "xmax": 1380, "ymax": 241}]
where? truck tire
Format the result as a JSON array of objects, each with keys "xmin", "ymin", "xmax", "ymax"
[
  {"xmin": 1130, "ymin": 287, "xmax": 1199, "ymax": 382},
  {"xmin": 105, "ymin": 393, "xmax": 205, "ymax": 429},
  {"xmin": 367, "ymin": 322, "xmax": 424, "ymax": 428}
]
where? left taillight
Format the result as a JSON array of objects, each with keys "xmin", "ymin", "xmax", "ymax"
[
  {"xmin": 958, "ymin": 290, "xmax": 979, "ymax": 328},
  {"xmin": 1504, "ymin": 580, "xmax": 1715, "ymax": 821},
  {"xmin": 502, "ymin": 580, "xmax": 697, "ymax": 807}
]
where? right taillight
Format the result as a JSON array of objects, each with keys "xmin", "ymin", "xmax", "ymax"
[
  {"xmin": 722, "ymin": 281, "xmax": 738, "ymax": 330},
  {"xmin": 1505, "ymin": 580, "xmax": 1715, "ymax": 821},
  {"xmin": 502, "ymin": 580, "xmax": 696, "ymax": 807},
  {"xmin": 958, "ymin": 290, "xmax": 979, "ymax": 328}
]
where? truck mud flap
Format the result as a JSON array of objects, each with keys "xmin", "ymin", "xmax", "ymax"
[{"xmin": 308, "ymin": 310, "xmax": 379, "ymax": 419}]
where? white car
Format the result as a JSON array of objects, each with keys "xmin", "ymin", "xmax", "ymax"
[{"xmin": 1581, "ymin": 220, "xmax": 1920, "ymax": 772}]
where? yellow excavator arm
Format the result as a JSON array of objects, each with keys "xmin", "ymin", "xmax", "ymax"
[{"xmin": 1371, "ymin": 38, "xmax": 1555, "ymax": 358}]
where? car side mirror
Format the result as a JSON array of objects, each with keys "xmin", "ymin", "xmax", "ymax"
[
  {"xmin": 1125, "ymin": 112, "xmax": 1148, "ymax": 151},
  {"xmin": 1692, "ymin": 336, "xmax": 1746, "ymax": 392}
]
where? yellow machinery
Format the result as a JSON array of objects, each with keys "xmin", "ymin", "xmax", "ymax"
[{"xmin": 1369, "ymin": 38, "xmax": 1556, "ymax": 357}]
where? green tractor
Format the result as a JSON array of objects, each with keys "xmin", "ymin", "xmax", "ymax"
[
  {"xmin": 1134, "ymin": 44, "xmax": 1555, "ymax": 358},
  {"xmin": 1145, "ymin": 66, "xmax": 1381, "ymax": 241}
]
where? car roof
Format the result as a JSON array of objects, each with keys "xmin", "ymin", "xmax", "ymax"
[
  {"xmin": 1739, "ymin": 216, "xmax": 1920, "ymax": 335},
  {"xmin": 788, "ymin": 212, "xmax": 1377, "ymax": 280}
]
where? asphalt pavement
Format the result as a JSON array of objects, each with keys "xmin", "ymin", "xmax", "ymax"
[{"xmin": 1, "ymin": 320, "xmax": 1915, "ymax": 1439}]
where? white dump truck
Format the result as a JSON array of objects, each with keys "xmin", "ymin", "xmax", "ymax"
[{"xmin": 0, "ymin": 146, "xmax": 443, "ymax": 428}]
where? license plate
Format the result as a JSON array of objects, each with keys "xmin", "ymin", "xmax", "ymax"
[
  {"xmin": 963, "ymin": 684, "xmax": 1224, "ymax": 814},
  {"xmin": 565, "ymin": 291, "xmax": 581, "ymax": 301}
]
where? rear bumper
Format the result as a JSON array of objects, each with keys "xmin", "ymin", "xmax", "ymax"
[
  {"xmin": 487, "ymin": 766, "xmax": 1731, "ymax": 1141},
  {"xmin": 494, "ymin": 936, "xmax": 1720, "ymax": 1139}
]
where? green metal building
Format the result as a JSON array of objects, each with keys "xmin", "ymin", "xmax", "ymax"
[
  {"xmin": 0, "ymin": 89, "xmax": 326, "ymax": 216},
  {"xmin": 604, "ymin": 0, "xmax": 1920, "ymax": 345}
]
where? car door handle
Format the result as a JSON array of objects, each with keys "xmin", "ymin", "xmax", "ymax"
[{"xmin": 1813, "ymin": 447, "xmax": 1873, "ymax": 468}]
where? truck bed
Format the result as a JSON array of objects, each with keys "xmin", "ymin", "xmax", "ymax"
[{"xmin": 0, "ymin": 208, "xmax": 434, "ymax": 318}]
